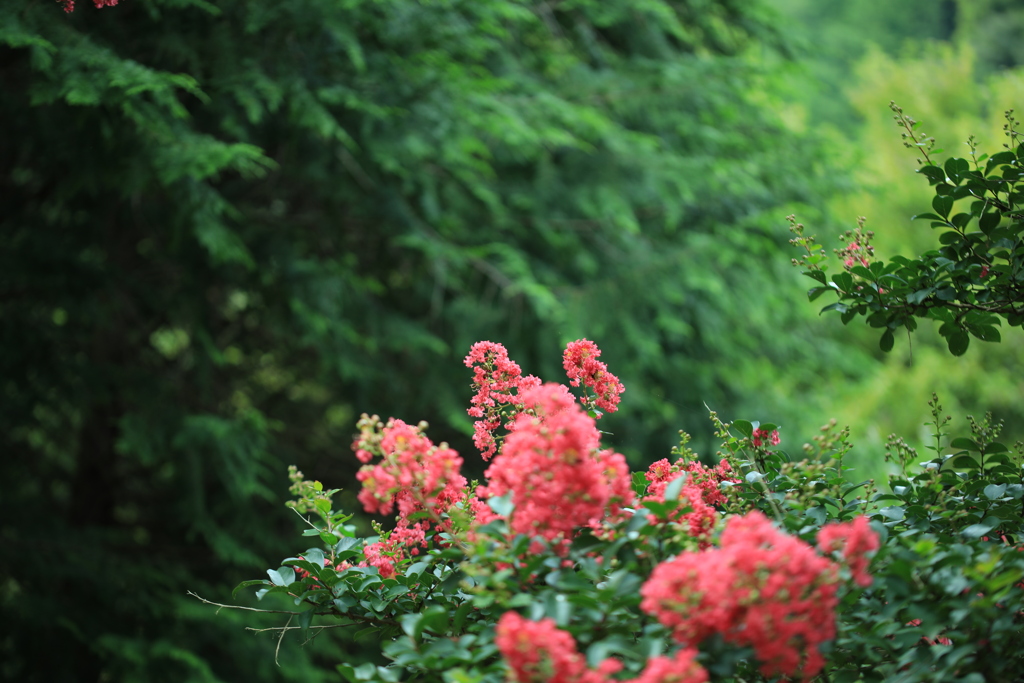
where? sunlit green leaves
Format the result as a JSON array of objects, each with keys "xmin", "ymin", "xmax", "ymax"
[{"xmin": 800, "ymin": 118, "xmax": 1024, "ymax": 356}]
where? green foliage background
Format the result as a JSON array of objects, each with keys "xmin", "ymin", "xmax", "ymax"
[{"xmin": 1, "ymin": 0, "xmax": 1021, "ymax": 680}]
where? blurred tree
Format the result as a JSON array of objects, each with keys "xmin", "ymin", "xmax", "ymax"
[
  {"xmin": 1, "ymin": 0, "xmax": 854, "ymax": 680},
  {"xmin": 764, "ymin": 0, "xmax": 954, "ymax": 126},
  {"xmin": 956, "ymin": 0, "xmax": 1024, "ymax": 71}
]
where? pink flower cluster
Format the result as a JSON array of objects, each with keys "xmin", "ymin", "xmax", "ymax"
[
  {"xmin": 58, "ymin": 0, "xmax": 119, "ymax": 12},
  {"xmin": 842, "ymin": 241, "xmax": 871, "ymax": 269},
  {"xmin": 640, "ymin": 511, "xmax": 877, "ymax": 679},
  {"xmin": 465, "ymin": 340, "xmax": 624, "ymax": 460},
  {"xmin": 563, "ymin": 339, "xmax": 625, "ymax": 415},
  {"xmin": 464, "ymin": 341, "xmax": 541, "ymax": 460},
  {"xmin": 479, "ymin": 383, "xmax": 632, "ymax": 544},
  {"xmin": 642, "ymin": 458, "xmax": 738, "ymax": 544},
  {"xmin": 496, "ymin": 612, "xmax": 707, "ymax": 683},
  {"xmin": 353, "ymin": 417, "xmax": 467, "ymax": 577},
  {"xmin": 750, "ymin": 427, "xmax": 780, "ymax": 448},
  {"xmin": 816, "ymin": 515, "xmax": 879, "ymax": 587}
]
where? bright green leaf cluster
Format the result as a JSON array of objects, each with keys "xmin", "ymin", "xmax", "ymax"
[{"xmin": 792, "ymin": 105, "xmax": 1024, "ymax": 356}]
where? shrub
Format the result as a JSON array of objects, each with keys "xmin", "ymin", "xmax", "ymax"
[{"xmin": 207, "ymin": 341, "xmax": 1024, "ymax": 682}]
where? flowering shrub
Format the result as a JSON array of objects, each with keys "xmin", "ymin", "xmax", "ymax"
[
  {"xmin": 209, "ymin": 342, "xmax": 1024, "ymax": 682},
  {"xmin": 791, "ymin": 105, "xmax": 1024, "ymax": 356}
]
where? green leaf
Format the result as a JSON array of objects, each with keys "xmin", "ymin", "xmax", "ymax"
[
  {"xmin": 334, "ymin": 537, "xmax": 359, "ymax": 554},
  {"xmin": 932, "ymin": 194, "xmax": 954, "ymax": 219},
  {"xmin": 807, "ymin": 286, "xmax": 832, "ymax": 302},
  {"xmin": 944, "ymin": 157, "xmax": 969, "ymax": 183},
  {"xmin": 452, "ymin": 601, "xmax": 475, "ymax": 634},
  {"xmin": 320, "ymin": 531, "xmax": 340, "ymax": 545},
  {"xmin": 906, "ymin": 288, "xmax": 934, "ymax": 305},
  {"xmin": 663, "ymin": 474, "xmax": 687, "ymax": 502},
  {"xmin": 805, "ymin": 506, "xmax": 827, "ymax": 526},
  {"xmin": 267, "ymin": 567, "xmax": 296, "ymax": 587},
  {"xmin": 979, "ymin": 211, "xmax": 1001, "ymax": 232},
  {"xmin": 962, "ymin": 522, "xmax": 996, "ymax": 539},
  {"xmin": 879, "ymin": 506, "xmax": 905, "ymax": 521},
  {"xmin": 400, "ymin": 613, "xmax": 422, "ymax": 639},
  {"xmin": 946, "ymin": 330, "xmax": 970, "ymax": 356},
  {"xmin": 297, "ymin": 608, "xmax": 314, "ymax": 634},
  {"xmin": 232, "ymin": 579, "xmax": 269, "ymax": 598},
  {"xmin": 984, "ymin": 484, "xmax": 1007, "ymax": 500},
  {"xmin": 338, "ymin": 663, "xmax": 377, "ymax": 683},
  {"xmin": 487, "ymin": 492, "xmax": 514, "ymax": 517},
  {"xmin": 420, "ymin": 605, "xmax": 450, "ymax": 636},
  {"xmin": 304, "ymin": 548, "xmax": 326, "ymax": 568},
  {"xmin": 970, "ymin": 326, "xmax": 1000, "ymax": 343},
  {"xmin": 732, "ymin": 420, "xmax": 753, "ymax": 438},
  {"xmin": 879, "ymin": 329, "xmax": 894, "ymax": 352},
  {"xmin": 917, "ymin": 165, "xmax": 945, "ymax": 184},
  {"xmin": 820, "ymin": 302, "xmax": 849, "ymax": 314},
  {"xmin": 805, "ymin": 269, "xmax": 828, "ymax": 285},
  {"xmin": 986, "ymin": 151, "xmax": 1017, "ymax": 169},
  {"xmin": 950, "ymin": 437, "xmax": 979, "ymax": 451}
]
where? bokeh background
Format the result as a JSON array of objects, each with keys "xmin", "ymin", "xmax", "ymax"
[{"xmin": 3, "ymin": 0, "xmax": 1024, "ymax": 680}]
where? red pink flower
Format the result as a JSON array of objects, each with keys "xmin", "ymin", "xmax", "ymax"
[
  {"xmin": 563, "ymin": 339, "xmax": 625, "ymax": 415},
  {"xmin": 751, "ymin": 428, "xmax": 780, "ymax": 448},
  {"xmin": 642, "ymin": 458, "xmax": 738, "ymax": 545},
  {"xmin": 353, "ymin": 417, "xmax": 467, "ymax": 573},
  {"xmin": 479, "ymin": 383, "xmax": 632, "ymax": 543},
  {"xmin": 640, "ymin": 511, "xmax": 864, "ymax": 679},
  {"xmin": 464, "ymin": 341, "xmax": 541, "ymax": 460},
  {"xmin": 496, "ymin": 612, "xmax": 706, "ymax": 683},
  {"xmin": 817, "ymin": 516, "xmax": 880, "ymax": 587}
]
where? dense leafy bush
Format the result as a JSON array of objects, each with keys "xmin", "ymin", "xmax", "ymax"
[{"xmin": 214, "ymin": 342, "xmax": 1024, "ymax": 682}]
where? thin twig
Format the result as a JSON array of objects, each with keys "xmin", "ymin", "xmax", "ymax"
[
  {"xmin": 189, "ymin": 590, "xmax": 402, "ymax": 627},
  {"xmin": 246, "ymin": 624, "xmax": 349, "ymax": 634},
  {"xmin": 275, "ymin": 615, "xmax": 292, "ymax": 666},
  {"xmin": 187, "ymin": 591, "xmax": 302, "ymax": 616},
  {"xmin": 291, "ymin": 506, "xmax": 320, "ymax": 531}
]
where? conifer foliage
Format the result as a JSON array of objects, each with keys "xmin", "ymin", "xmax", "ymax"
[{"xmin": 2, "ymin": 1, "xmax": 836, "ymax": 680}]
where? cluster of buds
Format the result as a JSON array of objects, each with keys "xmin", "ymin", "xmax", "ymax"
[
  {"xmin": 836, "ymin": 217, "xmax": 875, "ymax": 271},
  {"xmin": 891, "ymin": 100, "xmax": 935, "ymax": 166},
  {"xmin": 787, "ymin": 215, "xmax": 827, "ymax": 271}
]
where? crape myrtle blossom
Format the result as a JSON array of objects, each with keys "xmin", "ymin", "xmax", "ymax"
[
  {"xmin": 817, "ymin": 515, "xmax": 880, "ymax": 587},
  {"xmin": 562, "ymin": 339, "xmax": 626, "ymax": 415},
  {"xmin": 352, "ymin": 415, "xmax": 467, "ymax": 578},
  {"xmin": 478, "ymin": 383, "xmax": 633, "ymax": 544},
  {"xmin": 750, "ymin": 427, "xmax": 780, "ymax": 448},
  {"xmin": 496, "ymin": 612, "xmax": 707, "ymax": 683},
  {"xmin": 643, "ymin": 458, "xmax": 738, "ymax": 545},
  {"xmin": 464, "ymin": 341, "xmax": 541, "ymax": 460},
  {"xmin": 465, "ymin": 339, "xmax": 624, "ymax": 461},
  {"xmin": 640, "ymin": 511, "xmax": 878, "ymax": 679}
]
